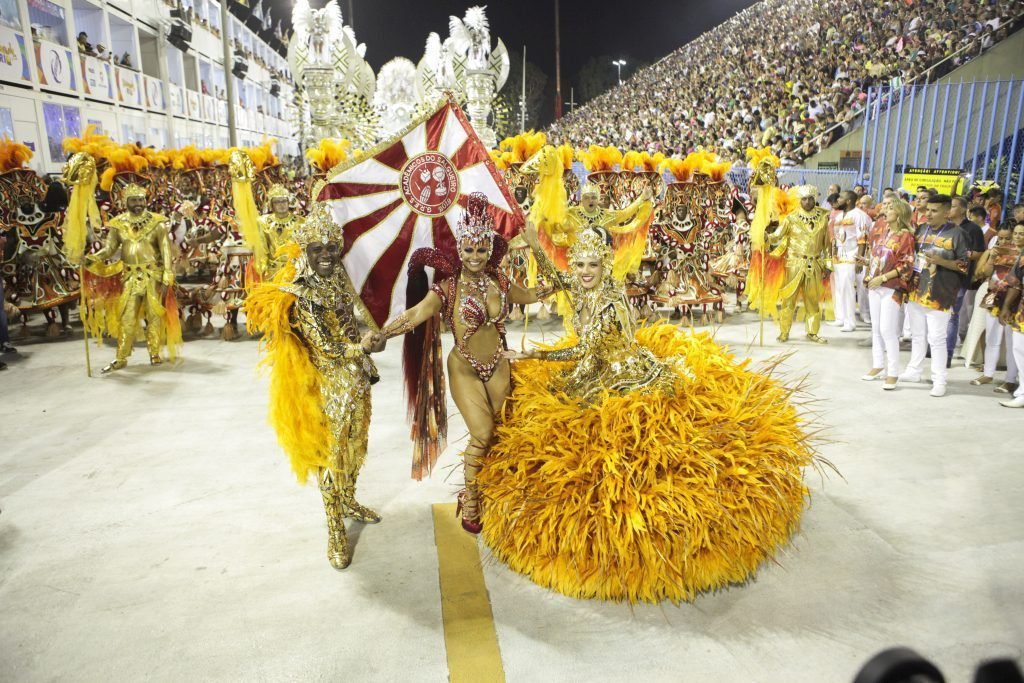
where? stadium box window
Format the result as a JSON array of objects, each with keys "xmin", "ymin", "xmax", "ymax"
[
  {"xmin": 28, "ymin": 0, "xmax": 69, "ymax": 46},
  {"xmin": 0, "ymin": 106, "xmax": 14, "ymax": 137},
  {"xmin": 42, "ymin": 101, "xmax": 80, "ymax": 162},
  {"xmin": 0, "ymin": 0, "xmax": 21, "ymax": 31}
]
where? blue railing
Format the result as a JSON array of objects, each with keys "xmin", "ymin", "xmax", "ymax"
[{"xmin": 860, "ymin": 80, "xmax": 1024, "ymax": 204}]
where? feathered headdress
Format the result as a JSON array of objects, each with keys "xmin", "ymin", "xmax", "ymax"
[
  {"xmin": 579, "ymin": 144, "xmax": 622, "ymax": 172},
  {"xmin": 0, "ymin": 137, "xmax": 33, "ymax": 172},
  {"xmin": 498, "ymin": 131, "xmax": 547, "ymax": 164},
  {"xmin": 622, "ymin": 151, "xmax": 666, "ymax": 173},
  {"xmin": 306, "ymin": 138, "xmax": 352, "ymax": 173}
]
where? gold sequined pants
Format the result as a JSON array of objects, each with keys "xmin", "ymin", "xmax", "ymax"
[
  {"xmin": 115, "ymin": 265, "xmax": 165, "ymax": 362},
  {"xmin": 778, "ymin": 259, "xmax": 825, "ymax": 338}
]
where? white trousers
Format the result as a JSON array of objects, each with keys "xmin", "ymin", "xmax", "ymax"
[
  {"xmin": 857, "ymin": 269, "xmax": 872, "ymax": 322},
  {"xmin": 962, "ymin": 281, "xmax": 989, "ymax": 367},
  {"xmin": 982, "ymin": 314, "xmax": 1019, "ymax": 382},
  {"xmin": 833, "ymin": 263, "xmax": 857, "ymax": 327},
  {"xmin": 868, "ymin": 287, "xmax": 902, "ymax": 376},
  {"xmin": 906, "ymin": 301, "xmax": 951, "ymax": 386},
  {"xmin": 1013, "ymin": 331, "xmax": 1024, "ymax": 398}
]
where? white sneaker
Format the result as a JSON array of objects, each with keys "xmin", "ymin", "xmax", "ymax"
[
  {"xmin": 898, "ymin": 371, "xmax": 922, "ymax": 383},
  {"xmin": 999, "ymin": 396, "xmax": 1024, "ymax": 408},
  {"xmin": 930, "ymin": 385, "xmax": 947, "ymax": 397}
]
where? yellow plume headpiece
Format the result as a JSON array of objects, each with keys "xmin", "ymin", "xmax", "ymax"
[
  {"xmin": 579, "ymin": 144, "xmax": 622, "ymax": 172},
  {"xmin": 0, "ymin": 137, "xmax": 33, "ymax": 172}
]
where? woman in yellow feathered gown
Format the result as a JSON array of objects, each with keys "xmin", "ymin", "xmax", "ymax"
[{"xmin": 479, "ymin": 221, "xmax": 821, "ymax": 604}]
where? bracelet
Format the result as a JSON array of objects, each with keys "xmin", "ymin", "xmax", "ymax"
[{"xmin": 381, "ymin": 311, "xmax": 414, "ymax": 339}]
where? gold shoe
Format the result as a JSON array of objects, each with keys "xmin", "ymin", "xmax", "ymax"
[
  {"xmin": 149, "ymin": 355, "xmax": 163, "ymax": 366},
  {"xmin": 806, "ymin": 334, "xmax": 828, "ymax": 344},
  {"xmin": 101, "ymin": 359, "xmax": 127, "ymax": 373},
  {"xmin": 326, "ymin": 525, "xmax": 352, "ymax": 571},
  {"xmin": 340, "ymin": 481, "xmax": 381, "ymax": 524},
  {"xmin": 776, "ymin": 333, "xmax": 789, "ymax": 342},
  {"xmin": 320, "ymin": 470, "xmax": 352, "ymax": 570}
]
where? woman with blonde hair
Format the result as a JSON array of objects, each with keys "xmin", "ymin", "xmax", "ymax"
[{"xmin": 862, "ymin": 198, "xmax": 917, "ymax": 389}]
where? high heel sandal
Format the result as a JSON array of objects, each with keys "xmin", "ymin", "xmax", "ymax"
[{"xmin": 456, "ymin": 489, "xmax": 483, "ymax": 535}]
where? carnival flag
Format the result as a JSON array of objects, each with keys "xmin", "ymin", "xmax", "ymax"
[{"xmin": 317, "ymin": 94, "xmax": 524, "ymax": 329}]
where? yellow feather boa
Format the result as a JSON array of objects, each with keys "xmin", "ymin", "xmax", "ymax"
[
  {"xmin": 478, "ymin": 323, "xmax": 818, "ymax": 603},
  {"xmin": 245, "ymin": 278, "xmax": 336, "ymax": 484}
]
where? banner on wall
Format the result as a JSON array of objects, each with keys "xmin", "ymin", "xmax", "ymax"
[
  {"xmin": 186, "ymin": 91, "xmax": 200, "ymax": 118},
  {"xmin": 144, "ymin": 75, "xmax": 164, "ymax": 110},
  {"xmin": 116, "ymin": 66, "xmax": 142, "ymax": 107},
  {"xmin": 202, "ymin": 94, "xmax": 215, "ymax": 121},
  {"xmin": 900, "ymin": 167, "xmax": 966, "ymax": 196},
  {"xmin": 35, "ymin": 39, "xmax": 77, "ymax": 93},
  {"xmin": 168, "ymin": 83, "xmax": 185, "ymax": 117},
  {"xmin": 0, "ymin": 26, "xmax": 30, "ymax": 82},
  {"xmin": 80, "ymin": 55, "xmax": 113, "ymax": 100}
]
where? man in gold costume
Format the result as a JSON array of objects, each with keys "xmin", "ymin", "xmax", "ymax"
[
  {"xmin": 245, "ymin": 202, "xmax": 382, "ymax": 571},
  {"xmin": 769, "ymin": 185, "xmax": 831, "ymax": 343},
  {"xmin": 87, "ymin": 184, "xmax": 176, "ymax": 372},
  {"xmin": 256, "ymin": 184, "xmax": 303, "ymax": 277},
  {"xmin": 568, "ymin": 181, "xmax": 652, "ymax": 245}
]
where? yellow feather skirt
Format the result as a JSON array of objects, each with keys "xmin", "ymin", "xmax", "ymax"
[{"xmin": 478, "ymin": 324, "xmax": 817, "ymax": 604}]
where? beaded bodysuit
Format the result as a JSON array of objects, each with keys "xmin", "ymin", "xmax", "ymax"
[{"xmin": 431, "ymin": 269, "xmax": 511, "ymax": 381}]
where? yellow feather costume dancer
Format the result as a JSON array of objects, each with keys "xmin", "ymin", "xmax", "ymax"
[
  {"xmin": 745, "ymin": 147, "xmax": 788, "ymax": 320},
  {"xmin": 524, "ymin": 145, "xmax": 653, "ymax": 280},
  {"xmin": 477, "ymin": 231, "xmax": 821, "ymax": 604},
  {"xmin": 244, "ymin": 203, "xmax": 381, "ymax": 571}
]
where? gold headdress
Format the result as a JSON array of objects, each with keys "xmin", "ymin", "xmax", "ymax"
[
  {"xmin": 123, "ymin": 183, "xmax": 147, "ymax": 199},
  {"xmin": 794, "ymin": 185, "xmax": 820, "ymax": 200},
  {"xmin": 581, "ymin": 181, "xmax": 601, "ymax": 198},
  {"xmin": 293, "ymin": 201, "xmax": 338, "ymax": 246},
  {"xmin": 267, "ymin": 184, "xmax": 291, "ymax": 200},
  {"xmin": 568, "ymin": 230, "xmax": 614, "ymax": 273}
]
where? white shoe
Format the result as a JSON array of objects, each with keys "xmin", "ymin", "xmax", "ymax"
[
  {"xmin": 999, "ymin": 397, "xmax": 1024, "ymax": 408},
  {"xmin": 861, "ymin": 370, "xmax": 883, "ymax": 381},
  {"xmin": 841, "ymin": 325, "xmax": 856, "ymax": 332},
  {"xmin": 930, "ymin": 385, "xmax": 947, "ymax": 397},
  {"xmin": 883, "ymin": 377, "xmax": 898, "ymax": 391},
  {"xmin": 898, "ymin": 371, "xmax": 923, "ymax": 383},
  {"xmin": 827, "ymin": 320, "xmax": 844, "ymax": 327}
]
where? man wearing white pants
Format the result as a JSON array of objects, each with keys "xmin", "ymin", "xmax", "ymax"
[
  {"xmin": 898, "ymin": 195, "xmax": 969, "ymax": 397},
  {"xmin": 998, "ymin": 250, "xmax": 1024, "ymax": 408},
  {"xmin": 832, "ymin": 191, "xmax": 873, "ymax": 332}
]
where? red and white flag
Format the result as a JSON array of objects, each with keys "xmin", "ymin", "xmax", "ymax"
[{"xmin": 317, "ymin": 94, "xmax": 523, "ymax": 328}]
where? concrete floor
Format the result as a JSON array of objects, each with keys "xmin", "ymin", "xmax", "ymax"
[{"xmin": 1, "ymin": 310, "xmax": 1021, "ymax": 682}]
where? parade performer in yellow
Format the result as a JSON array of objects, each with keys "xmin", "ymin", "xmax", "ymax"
[
  {"xmin": 745, "ymin": 147, "xmax": 788, "ymax": 322},
  {"xmin": 256, "ymin": 185, "xmax": 304, "ymax": 277},
  {"xmin": 84, "ymin": 184, "xmax": 182, "ymax": 372},
  {"xmin": 245, "ymin": 202, "xmax": 383, "ymax": 570},
  {"xmin": 479, "ymin": 219, "xmax": 821, "ymax": 604},
  {"xmin": 770, "ymin": 185, "xmax": 831, "ymax": 343},
  {"xmin": 523, "ymin": 145, "xmax": 652, "ymax": 280}
]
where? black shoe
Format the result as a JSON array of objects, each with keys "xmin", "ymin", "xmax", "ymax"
[
  {"xmin": 946, "ymin": 358, "xmax": 952, "ymax": 369},
  {"xmin": 0, "ymin": 361, "xmax": 7, "ymax": 370},
  {"xmin": 0, "ymin": 342, "xmax": 15, "ymax": 353}
]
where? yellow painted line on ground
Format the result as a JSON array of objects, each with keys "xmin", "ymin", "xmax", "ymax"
[{"xmin": 432, "ymin": 503, "xmax": 506, "ymax": 683}]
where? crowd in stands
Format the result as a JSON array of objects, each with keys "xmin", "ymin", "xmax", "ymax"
[{"xmin": 548, "ymin": 0, "xmax": 1023, "ymax": 166}]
